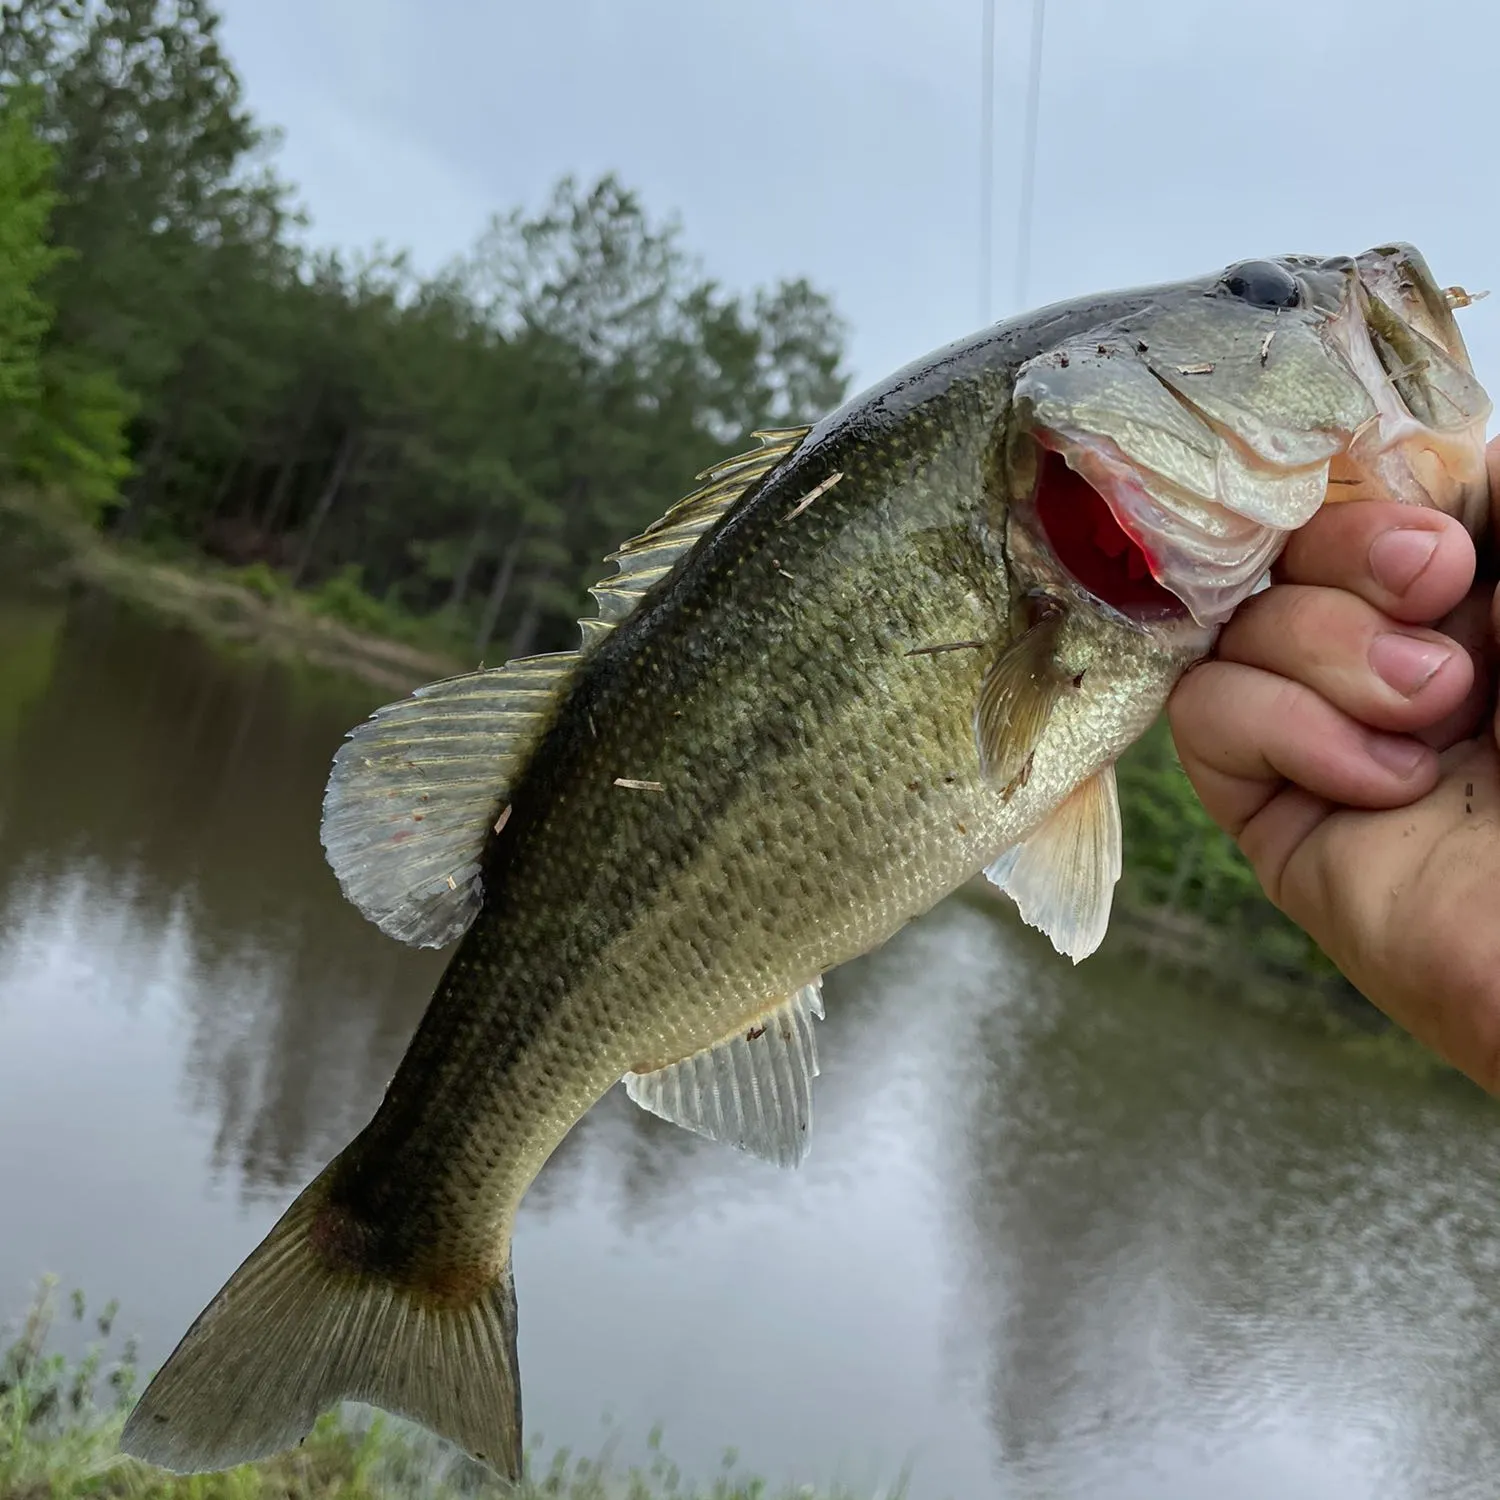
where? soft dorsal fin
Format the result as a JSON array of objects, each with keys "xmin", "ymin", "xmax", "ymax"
[
  {"xmin": 320, "ymin": 427, "xmax": 812, "ymax": 947},
  {"xmin": 984, "ymin": 765, "xmax": 1122, "ymax": 962},
  {"xmin": 623, "ymin": 980, "xmax": 825, "ymax": 1169},
  {"xmin": 320, "ymin": 653, "xmax": 581, "ymax": 947}
]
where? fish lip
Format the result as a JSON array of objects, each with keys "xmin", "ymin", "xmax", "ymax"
[
  {"xmin": 1329, "ymin": 246, "xmax": 1493, "ymax": 533},
  {"xmin": 1355, "ymin": 243, "xmax": 1475, "ymax": 368}
]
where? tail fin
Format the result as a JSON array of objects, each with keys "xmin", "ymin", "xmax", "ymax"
[{"xmin": 118, "ymin": 1172, "xmax": 522, "ymax": 1481}]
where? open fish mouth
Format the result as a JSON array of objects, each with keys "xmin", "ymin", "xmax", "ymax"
[{"xmin": 1009, "ymin": 244, "xmax": 1493, "ymax": 630}]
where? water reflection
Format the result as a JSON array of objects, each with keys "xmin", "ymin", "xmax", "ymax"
[
  {"xmin": 0, "ymin": 598, "xmax": 442, "ymax": 1193},
  {"xmin": 952, "ymin": 918, "xmax": 1500, "ymax": 1498},
  {"xmin": 0, "ymin": 599, "xmax": 62, "ymax": 778},
  {"xmin": 4, "ymin": 588, "xmax": 1500, "ymax": 1498}
]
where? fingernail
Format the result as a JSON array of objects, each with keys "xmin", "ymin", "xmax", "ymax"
[
  {"xmin": 1366, "ymin": 733, "xmax": 1427, "ymax": 778},
  {"xmin": 1369, "ymin": 633, "xmax": 1453, "ymax": 697},
  {"xmin": 1369, "ymin": 528, "xmax": 1439, "ymax": 594}
]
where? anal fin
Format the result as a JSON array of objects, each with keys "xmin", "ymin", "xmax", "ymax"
[
  {"xmin": 623, "ymin": 981, "xmax": 825, "ymax": 1169},
  {"xmin": 985, "ymin": 765, "xmax": 1122, "ymax": 963}
]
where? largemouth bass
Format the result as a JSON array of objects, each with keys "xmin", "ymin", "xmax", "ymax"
[{"xmin": 121, "ymin": 244, "xmax": 1491, "ymax": 1481}]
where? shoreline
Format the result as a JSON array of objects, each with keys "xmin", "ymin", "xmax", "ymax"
[{"xmin": 1, "ymin": 493, "xmax": 467, "ymax": 695}]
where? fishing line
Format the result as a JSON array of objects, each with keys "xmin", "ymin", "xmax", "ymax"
[
  {"xmin": 1013, "ymin": 0, "xmax": 1047, "ymax": 311},
  {"xmin": 979, "ymin": 0, "xmax": 996, "ymax": 323}
]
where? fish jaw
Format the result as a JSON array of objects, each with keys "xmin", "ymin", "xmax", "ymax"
[
  {"xmin": 1006, "ymin": 246, "xmax": 1493, "ymax": 630},
  {"xmin": 1015, "ymin": 423, "xmax": 1295, "ymax": 631}
]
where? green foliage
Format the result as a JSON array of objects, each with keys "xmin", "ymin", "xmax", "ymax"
[
  {"xmin": 15, "ymin": 350, "xmax": 137, "ymax": 520},
  {"xmin": 0, "ymin": 1, "xmax": 850, "ymax": 659},
  {"xmin": 0, "ymin": 85, "xmax": 59, "ymax": 412},
  {"xmin": 1, "ymin": 0, "xmax": 275, "ymax": 397},
  {"xmin": 0, "ymin": 80, "xmax": 136, "ymax": 517},
  {"xmin": 225, "ymin": 561, "xmax": 286, "ymax": 601},
  {"xmin": 309, "ymin": 564, "xmax": 394, "ymax": 633},
  {"xmin": 0, "ymin": 1280, "xmax": 896, "ymax": 1499}
]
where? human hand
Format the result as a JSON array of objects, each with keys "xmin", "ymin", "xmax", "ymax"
[{"xmin": 1167, "ymin": 438, "xmax": 1500, "ymax": 1091}]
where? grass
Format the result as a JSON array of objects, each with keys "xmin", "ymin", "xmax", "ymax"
[{"xmin": 1, "ymin": 1281, "xmax": 903, "ymax": 1500}]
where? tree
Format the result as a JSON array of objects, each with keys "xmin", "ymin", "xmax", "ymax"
[
  {"xmin": 1, "ymin": 0, "xmax": 271, "ymax": 392},
  {"xmin": 0, "ymin": 85, "xmax": 58, "ymax": 415},
  {"xmin": 447, "ymin": 175, "xmax": 849, "ymax": 654},
  {"xmin": 0, "ymin": 4, "xmax": 852, "ymax": 655}
]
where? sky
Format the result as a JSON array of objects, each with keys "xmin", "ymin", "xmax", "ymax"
[{"xmin": 214, "ymin": 0, "xmax": 1500, "ymax": 409}]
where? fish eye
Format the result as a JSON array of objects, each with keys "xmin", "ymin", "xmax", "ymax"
[{"xmin": 1221, "ymin": 260, "xmax": 1301, "ymax": 309}]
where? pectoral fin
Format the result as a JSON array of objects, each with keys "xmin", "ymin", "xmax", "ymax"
[
  {"xmin": 973, "ymin": 609, "xmax": 1071, "ymax": 794},
  {"xmin": 623, "ymin": 981, "xmax": 825, "ymax": 1169},
  {"xmin": 984, "ymin": 766, "xmax": 1122, "ymax": 962}
]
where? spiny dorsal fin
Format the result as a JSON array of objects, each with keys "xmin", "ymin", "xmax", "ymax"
[
  {"xmin": 984, "ymin": 766, "xmax": 1122, "ymax": 962},
  {"xmin": 623, "ymin": 980, "xmax": 825, "ymax": 1169},
  {"xmin": 321, "ymin": 426, "xmax": 812, "ymax": 948},
  {"xmin": 583, "ymin": 426, "xmax": 812, "ymax": 632}
]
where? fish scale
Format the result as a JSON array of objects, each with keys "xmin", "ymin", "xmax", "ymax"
[{"xmin": 121, "ymin": 244, "xmax": 1492, "ymax": 1484}]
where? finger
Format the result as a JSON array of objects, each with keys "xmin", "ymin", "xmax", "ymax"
[
  {"xmin": 1234, "ymin": 783, "xmax": 1337, "ymax": 913},
  {"xmin": 1215, "ymin": 584, "xmax": 1472, "ymax": 734},
  {"xmin": 1415, "ymin": 589, "xmax": 1497, "ymax": 750},
  {"xmin": 1168, "ymin": 659, "xmax": 1439, "ymax": 836},
  {"xmin": 1273, "ymin": 502, "xmax": 1474, "ymax": 622},
  {"xmin": 1439, "ymin": 585, "xmax": 1498, "ymax": 661}
]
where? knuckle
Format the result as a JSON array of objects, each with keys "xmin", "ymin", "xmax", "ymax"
[
  {"xmin": 1264, "ymin": 673, "xmax": 1317, "ymax": 737},
  {"xmin": 1276, "ymin": 585, "xmax": 1344, "ymax": 651}
]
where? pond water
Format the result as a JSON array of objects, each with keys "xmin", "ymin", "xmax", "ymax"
[{"xmin": 3, "ymin": 586, "xmax": 1500, "ymax": 1499}]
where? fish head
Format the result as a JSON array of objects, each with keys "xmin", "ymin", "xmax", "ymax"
[{"xmin": 1002, "ymin": 245, "xmax": 1492, "ymax": 631}]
